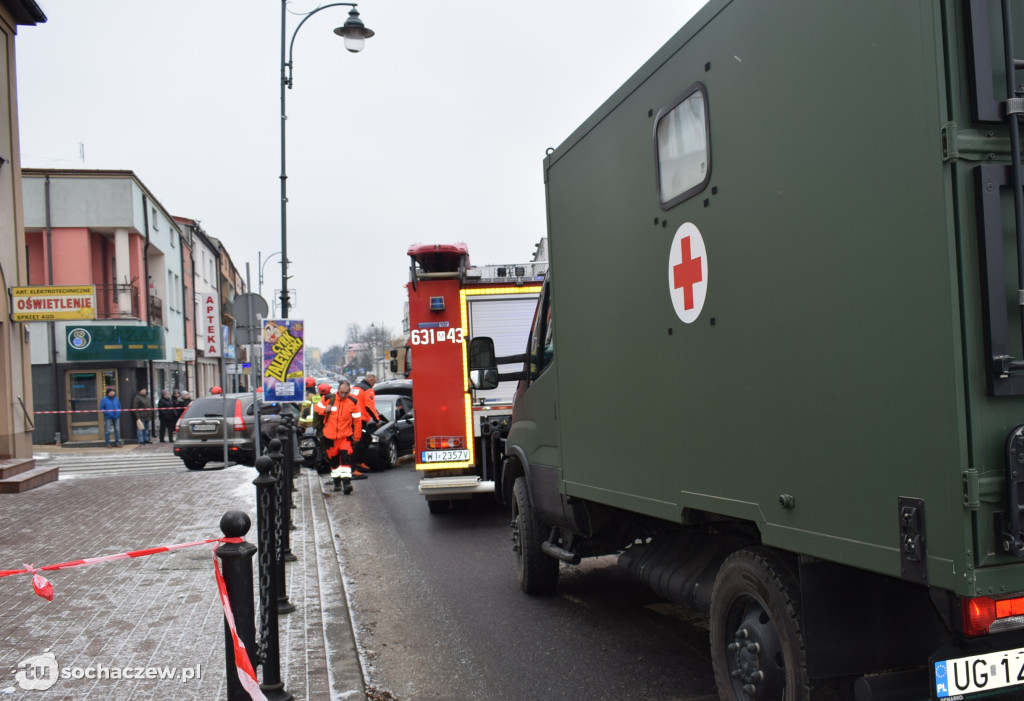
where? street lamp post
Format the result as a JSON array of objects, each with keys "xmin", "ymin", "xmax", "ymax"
[
  {"xmin": 258, "ymin": 250, "xmax": 281, "ymax": 300},
  {"xmin": 279, "ymin": 1, "xmax": 374, "ymax": 319}
]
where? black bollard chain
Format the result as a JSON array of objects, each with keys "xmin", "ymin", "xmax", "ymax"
[
  {"xmin": 253, "ymin": 456, "xmax": 292, "ymax": 699},
  {"xmin": 256, "ymin": 481, "xmax": 274, "ymax": 665},
  {"xmin": 268, "ymin": 438, "xmax": 295, "ymax": 614}
]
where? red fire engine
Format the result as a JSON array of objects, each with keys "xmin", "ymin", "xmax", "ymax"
[{"xmin": 406, "ymin": 243, "xmax": 545, "ymax": 513}]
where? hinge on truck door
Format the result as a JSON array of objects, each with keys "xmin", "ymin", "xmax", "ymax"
[
  {"xmin": 997, "ymin": 425, "xmax": 1024, "ymax": 557},
  {"xmin": 898, "ymin": 497, "xmax": 928, "ymax": 584}
]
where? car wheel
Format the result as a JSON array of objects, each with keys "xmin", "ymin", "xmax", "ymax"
[
  {"xmin": 511, "ymin": 476, "xmax": 559, "ymax": 594},
  {"xmin": 383, "ymin": 439, "xmax": 398, "ymax": 469},
  {"xmin": 184, "ymin": 459, "xmax": 205, "ymax": 471},
  {"xmin": 710, "ymin": 548, "xmax": 810, "ymax": 700}
]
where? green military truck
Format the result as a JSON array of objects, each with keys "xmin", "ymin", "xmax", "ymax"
[{"xmin": 469, "ymin": 1, "xmax": 1024, "ymax": 698}]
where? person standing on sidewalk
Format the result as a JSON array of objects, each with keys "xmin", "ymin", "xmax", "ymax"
[
  {"xmin": 100, "ymin": 387, "xmax": 122, "ymax": 447},
  {"xmin": 322, "ymin": 379, "xmax": 361, "ymax": 494},
  {"xmin": 350, "ymin": 373, "xmax": 381, "ymax": 475},
  {"xmin": 175, "ymin": 390, "xmax": 191, "ymax": 416},
  {"xmin": 157, "ymin": 389, "xmax": 177, "ymax": 443},
  {"xmin": 313, "ymin": 382, "xmax": 333, "ymax": 473},
  {"xmin": 132, "ymin": 387, "xmax": 154, "ymax": 444}
]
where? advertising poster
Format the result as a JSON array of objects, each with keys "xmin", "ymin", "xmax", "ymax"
[{"xmin": 262, "ymin": 319, "xmax": 305, "ymax": 402}]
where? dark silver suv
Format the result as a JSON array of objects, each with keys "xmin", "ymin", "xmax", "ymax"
[{"xmin": 172, "ymin": 393, "xmax": 298, "ymax": 470}]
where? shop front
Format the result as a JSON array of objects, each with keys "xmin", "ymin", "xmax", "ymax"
[{"xmin": 32, "ymin": 324, "xmax": 166, "ymax": 444}]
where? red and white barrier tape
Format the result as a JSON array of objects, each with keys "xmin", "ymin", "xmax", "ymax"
[
  {"xmin": 0, "ymin": 536, "xmax": 241, "ymax": 599},
  {"xmin": 213, "ymin": 548, "xmax": 268, "ymax": 701},
  {"xmin": 32, "ymin": 408, "xmax": 184, "ymax": 415},
  {"xmin": 3, "ymin": 537, "xmax": 266, "ymax": 700}
]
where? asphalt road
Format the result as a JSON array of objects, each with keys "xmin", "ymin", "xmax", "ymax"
[{"xmin": 322, "ymin": 459, "xmax": 720, "ymax": 701}]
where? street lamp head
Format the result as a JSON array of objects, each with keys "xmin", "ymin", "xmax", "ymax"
[{"xmin": 334, "ymin": 7, "xmax": 375, "ymax": 53}]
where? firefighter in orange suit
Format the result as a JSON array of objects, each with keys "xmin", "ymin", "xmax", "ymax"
[
  {"xmin": 322, "ymin": 379, "xmax": 362, "ymax": 494},
  {"xmin": 350, "ymin": 373, "xmax": 380, "ymax": 471},
  {"xmin": 312, "ymin": 382, "xmax": 333, "ymax": 471}
]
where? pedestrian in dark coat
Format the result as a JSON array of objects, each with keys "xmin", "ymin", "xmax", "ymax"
[
  {"xmin": 132, "ymin": 388, "xmax": 154, "ymax": 444},
  {"xmin": 158, "ymin": 389, "xmax": 178, "ymax": 443}
]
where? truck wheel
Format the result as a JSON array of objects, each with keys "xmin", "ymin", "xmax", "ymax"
[
  {"xmin": 427, "ymin": 498, "xmax": 448, "ymax": 515},
  {"xmin": 710, "ymin": 548, "xmax": 810, "ymax": 700},
  {"xmin": 511, "ymin": 476, "xmax": 558, "ymax": 594}
]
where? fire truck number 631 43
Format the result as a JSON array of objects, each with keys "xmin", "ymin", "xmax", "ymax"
[{"xmin": 410, "ymin": 328, "xmax": 464, "ymax": 345}]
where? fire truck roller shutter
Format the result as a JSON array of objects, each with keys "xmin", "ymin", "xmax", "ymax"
[{"xmin": 467, "ymin": 295, "xmax": 540, "ymax": 406}]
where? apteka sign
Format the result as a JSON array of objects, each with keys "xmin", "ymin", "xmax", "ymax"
[{"xmin": 202, "ymin": 293, "xmax": 220, "ymax": 357}]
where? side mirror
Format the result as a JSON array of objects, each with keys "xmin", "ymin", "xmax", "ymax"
[
  {"xmin": 468, "ymin": 337, "xmax": 499, "ymax": 390},
  {"xmin": 469, "ymin": 336, "xmax": 496, "ymax": 370},
  {"xmin": 469, "ymin": 368, "xmax": 499, "ymax": 391}
]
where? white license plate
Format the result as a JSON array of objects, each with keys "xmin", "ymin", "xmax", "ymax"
[
  {"xmin": 191, "ymin": 424, "xmax": 218, "ymax": 433},
  {"xmin": 935, "ymin": 647, "xmax": 1024, "ymax": 698},
  {"xmin": 421, "ymin": 449, "xmax": 470, "ymax": 463}
]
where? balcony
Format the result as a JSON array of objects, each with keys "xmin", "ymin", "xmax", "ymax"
[
  {"xmin": 148, "ymin": 295, "xmax": 163, "ymax": 326},
  {"xmin": 94, "ymin": 284, "xmax": 140, "ymax": 320}
]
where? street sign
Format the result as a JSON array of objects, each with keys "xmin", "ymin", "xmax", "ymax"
[{"xmin": 233, "ymin": 293, "xmax": 269, "ymax": 345}]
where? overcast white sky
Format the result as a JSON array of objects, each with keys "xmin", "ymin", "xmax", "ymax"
[{"xmin": 15, "ymin": 0, "xmax": 708, "ymax": 353}]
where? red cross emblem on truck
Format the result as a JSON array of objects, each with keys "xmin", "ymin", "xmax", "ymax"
[
  {"xmin": 672, "ymin": 236, "xmax": 703, "ymax": 311},
  {"xmin": 667, "ymin": 223, "xmax": 708, "ymax": 324}
]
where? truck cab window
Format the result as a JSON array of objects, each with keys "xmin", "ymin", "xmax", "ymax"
[
  {"xmin": 655, "ymin": 82, "xmax": 710, "ymax": 209},
  {"xmin": 528, "ymin": 284, "xmax": 554, "ymax": 382}
]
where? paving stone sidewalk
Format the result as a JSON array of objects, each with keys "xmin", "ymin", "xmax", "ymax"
[{"xmin": 0, "ymin": 450, "xmax": 363, "ymax": 700}]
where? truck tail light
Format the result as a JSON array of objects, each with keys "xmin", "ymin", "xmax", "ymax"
[
  {"xmin": 232, "ymin": 399, "xmax": 247, "ymax": 432},
  {"xmin": 426, "ymin": 436, "xmax": 464, "ymax": 449},
  {"xmin": 963, "ymin": 595, "xmax": 1024, "ymax": 636}
]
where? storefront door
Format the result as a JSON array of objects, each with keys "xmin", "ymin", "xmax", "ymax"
[{"xmin": 66, "ymin": 370, "xmax": 118, "ymax": 442}]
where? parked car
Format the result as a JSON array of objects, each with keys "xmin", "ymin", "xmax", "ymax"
[
  {"xmin": 372, "ymin": 379, "xmax": 412, "ymax": 397},
  {"xmin": 364, "ymin": 392, "xmax": 415, "ymax": 470},
  {"xmin": 173, "ymin": 393, "xmax": 298, "ymax": 470}
]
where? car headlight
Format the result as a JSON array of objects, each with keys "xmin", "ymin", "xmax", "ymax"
[{"xmin": 371, "ymin": 434, "xmax": 379, "ymax": 444}]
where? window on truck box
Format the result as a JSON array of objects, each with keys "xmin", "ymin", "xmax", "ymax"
[{"xmin": 655, "ymin": 82, "xmax": 710, "ymax": 209}]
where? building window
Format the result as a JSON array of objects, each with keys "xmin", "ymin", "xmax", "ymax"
[
  {"xmin": 168, "ymin": 271, "xmax": 175, "ymax": 311},
  {"xmin": 152, "ymin": 208, "xmax": 159, "ymax": 230},
  {"xmin": 655, "ymin": 82, "xmax": 711, "ymax": 209}
]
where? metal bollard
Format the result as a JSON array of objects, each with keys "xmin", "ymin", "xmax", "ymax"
[
  {"xmin": 266, "ymin": 439, "xmax": 296, "ymax": 611},
  {"xmin": 253, "ymin": 456, "xmax": 294, "ymax": 700},
  {"xmin": 217, "ymin": 510, "xmax": 259, "ymax": 701}
]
